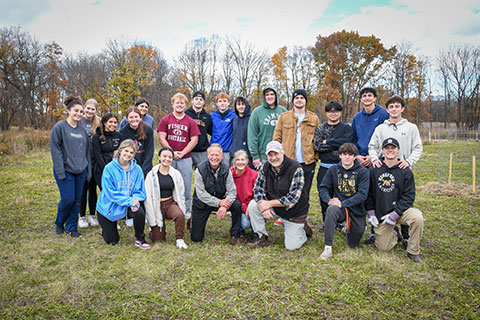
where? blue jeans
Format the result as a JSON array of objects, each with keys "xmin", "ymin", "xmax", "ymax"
[
  {"xmin": 54, "ymin": 169, "xmax": 87, "ymax": 232},
  {"xmin": 241, "ymin": 213, "xmax": 251, "ymax": 231}
]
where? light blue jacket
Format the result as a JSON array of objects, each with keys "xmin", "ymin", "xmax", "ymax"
[{"xmin": 96, "ymin": 158, "xmax": 146, "ymax": 221}]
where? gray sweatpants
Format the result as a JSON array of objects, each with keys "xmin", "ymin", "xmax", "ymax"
[
  {"xmin": 172, "ymin": 157, "xmax": 193, "ymax": 218},
  {"xmin": 248, "ymin": 200, "xmax": 307, "ymax": 251}
]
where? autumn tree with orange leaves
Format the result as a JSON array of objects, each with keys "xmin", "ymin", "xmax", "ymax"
[
  {"xmin": 106, "ymin": 44, "xmax": 159, "ymax": 114},
  {"xmin": 312, "ymin": 30, "xmax": 395, "ymax": 121}
]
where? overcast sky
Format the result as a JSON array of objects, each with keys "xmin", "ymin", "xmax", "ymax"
[{"xmin": 1, "ymin": 0, "xmax": 479, "ymax": 64}]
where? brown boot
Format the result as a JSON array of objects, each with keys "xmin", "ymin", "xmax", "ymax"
[
  {"xmin": 247, "ymin": 235, "xmax": 269, "ymax": 248},
  {"xmin": 230, "ymin": 236, "xmax": 246, "ymax": 246},
  {"xmin": 149, "ymin": 225, "xmax": 166, "ymax": 242}
]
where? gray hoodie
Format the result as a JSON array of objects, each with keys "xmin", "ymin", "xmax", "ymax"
[{"xmin": 368, "ymin": 118, "xmax": 423, "ymax": 166}]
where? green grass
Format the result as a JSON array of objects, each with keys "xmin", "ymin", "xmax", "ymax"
[{"xmin": 0, "ymin": 144, "xmax": 479, "ymax": 319}]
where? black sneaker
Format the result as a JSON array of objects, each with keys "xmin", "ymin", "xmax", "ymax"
[
  {"xmin": 69, "ymin": 231, "xmax": 82, "ymax": 238},
  {"xmin": 363, "ymin": 233, "xmax": 376, "ymax": 245},
  {"xmin": 407, "ymin": 253, "xmax": 423, "ymax": 263},
  {"xmin": 335, "ymin": 223, "xmax": 344, "ymax": 233},
  {"xmin": 55, "ymin": 224, "xmax": 65, "ymax": 234},
  {"xmin": 247, "ymin": 235, "xmax": 269, "ymax": 248}
]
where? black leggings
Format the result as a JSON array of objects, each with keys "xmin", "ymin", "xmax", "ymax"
[
  {"xmin": 80, "ymin": 176, "xmax": 97, "ymax": 217},
  {"xmin": 97, "ymin": 207, "xmax": 146, "ymax": 245}
]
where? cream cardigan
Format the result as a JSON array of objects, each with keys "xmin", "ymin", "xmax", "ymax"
[{"xmin": 144, "ymin": 164, "xmax": 187, "ymax": 229}]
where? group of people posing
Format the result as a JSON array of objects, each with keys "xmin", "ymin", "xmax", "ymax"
[{"xmin": 50, "ymin": 85, "xmax": 424, "ymax": 263}]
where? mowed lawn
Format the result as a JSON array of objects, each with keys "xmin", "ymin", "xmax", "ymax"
[{"xmin": 0, "ymin": 142, "xmax": 478, "ymax": 319}]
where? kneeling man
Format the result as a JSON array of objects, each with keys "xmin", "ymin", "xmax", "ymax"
[
  {"xmin": 319, "ymin": 143, "xmax": 369, "ymax": 260},
  {"xmin": 191, "ymin": 144, "xmax": 244, "ymax": 245},
  {"xmin": 248, "ymin": 141, "xmax": 310, "ymax": 250},
  {"xmin": 366, "ymin": 138, "xmax": 424, "ymax": 263}
]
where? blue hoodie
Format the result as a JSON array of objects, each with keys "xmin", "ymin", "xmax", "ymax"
[
  {"xmin": 96, "ymin": 157, "xmax": 146, "ymax": 221},
  {"xmin": 230, "ymin": 98, "xmax": 252, "ymax": 158},
  {"xmin": 351, "ymin": 104, "xmax": 389, "ymax": 156},
  {"xmin": 210, "ymin": 108, "xmax": 237, "ymax": 152}
]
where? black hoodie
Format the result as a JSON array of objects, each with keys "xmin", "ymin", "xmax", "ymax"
[
  {"xmin": 319, "ymin": 160, "xmax": 369, "ymax": 217},
  {"xmin": 91, "ymin": 127, "xmax": 124, "ymax": 187},
  {"xmin": 230, "ymin": 97, "xmax": 252, "ymax": 158},
  {"xmin": 365, "ymin": 161, "xmax": 416, "ymax": 220},
  {"xmin": 119, "ymin": 124, "xmax": 154, "ymax": 176},
  {"xmin": 185, "ymin": 106, "xmax": 213, "ymax": 152}
]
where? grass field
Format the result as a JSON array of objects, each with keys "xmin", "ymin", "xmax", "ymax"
[{"xmin": 0, "ymin": 142, "xmax": 479, "ymax": 319}]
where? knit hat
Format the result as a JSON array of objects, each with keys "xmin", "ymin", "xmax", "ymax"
[
  {"xmin": 292, "ymin": 89, "xmax": 308, "ymax": 104},
  {"xmin": 192, "ymin": 91, "xmax": 205, "ymax": 100}
]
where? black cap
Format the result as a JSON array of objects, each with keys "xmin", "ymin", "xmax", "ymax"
[
  {"xmin": 292, "ymin": 89, "xmax": 308, "ymax": 104},
  {"xmin": 382, "ymin": 137, "xmax": 400, "ymax": 149},
  {"xmin": 192, "ymin": 91, "xmax": 205, "ymax": 100}
]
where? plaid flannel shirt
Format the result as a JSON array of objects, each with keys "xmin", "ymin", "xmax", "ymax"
[{"xmin": 253, "ymin": 165, "xmax": 304, "ymax": 210}]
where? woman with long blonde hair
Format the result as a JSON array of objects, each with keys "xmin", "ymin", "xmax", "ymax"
[
  {"xmin": 96, "ymin": 139, "xmax": 150, "ymax": 249},
  {"xmin": 78, "ymin": 98, "xmax": 101, "ymax": 228}
]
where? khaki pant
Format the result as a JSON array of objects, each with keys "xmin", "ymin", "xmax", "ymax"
[{"xmin": 375, "ymin": 207, "xmax": 424, "ymax": 255}]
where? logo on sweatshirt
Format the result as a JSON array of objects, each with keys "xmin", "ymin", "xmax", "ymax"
[
  {"xmin": 263, "ymin": 113, "xmax": 280, "ymax": 126},
  {"xmin": 378, "ymin": 173, "xmax": 395, "ymax": 192}
]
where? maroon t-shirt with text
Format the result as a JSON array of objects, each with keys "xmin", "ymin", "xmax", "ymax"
[{"xmin": 157, "ymin": 113, "xmax": 201, "ymax": 158}]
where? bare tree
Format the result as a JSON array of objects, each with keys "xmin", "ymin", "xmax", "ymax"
[
  {"xmin": 437, "ymin": 45, "xmax": 480, "ymax": 128},
  {"xmin": 0, "ymin": 26, "xmax": 58, "ymax": 130},
  {"xmin": 175, "ymin": 36, "xmax": 221, "ymax": 105},
  {"xmin": 225, "ymin": 37, "xmax": 269, "ymax": 99}
]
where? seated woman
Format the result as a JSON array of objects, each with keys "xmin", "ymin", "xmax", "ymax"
[
  {"xmin": 96, "ymin": 139, "xmax": 150, "ymax": 249},
  {"xmin": 145, "ymin": 147, "xmax": 188, "ymax": 249},
  {"xmin": 230, "ymin": 150, "xmax": 258, "ymax": 235}
]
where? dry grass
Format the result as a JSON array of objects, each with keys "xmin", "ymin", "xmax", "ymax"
[{"xmin": 418, "ymin": 182, "xmax": 480, "ymax": 198}]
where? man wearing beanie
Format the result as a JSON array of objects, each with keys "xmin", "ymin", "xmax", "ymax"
[
  {"xmin": 273, "ymin": 89, "xmax": 319, "ymax": 197},
  {"xmin": 185, "ymin": 91, "xmax": 212, "ymax": 168}
]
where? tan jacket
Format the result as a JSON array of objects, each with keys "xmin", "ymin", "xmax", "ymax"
[{"xmin": 273, "ymin": 109, "xmax": 320, "ymax": 165}]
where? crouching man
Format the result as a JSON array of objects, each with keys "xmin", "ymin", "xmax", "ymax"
[
  {"xmin": 247, "ymin": 141, "xmax": 310, "ymax": 250},
  {"xmin": 366, "ymin": 138, "xmax": 424, "ymax": 263},
  {"xmin": 191, "ymin": 143, "xmax": 244, "ymax": 245},
  {"xmin": 318, "ymin": 143, "xmax": 369, "ymax": 260}
]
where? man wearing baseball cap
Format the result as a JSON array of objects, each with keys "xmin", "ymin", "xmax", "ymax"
[
  {"xmin": 365, "ymin": 137, "xmax": 424, "ymax": 263},
  {"xmin": 247, "ymin": 141, "xmax": 310, "ymax": 250}
]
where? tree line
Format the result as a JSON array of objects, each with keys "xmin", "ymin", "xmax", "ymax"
[{"xmin": 1, "ymin": 26, "xmax": 479, "ymax": 131}]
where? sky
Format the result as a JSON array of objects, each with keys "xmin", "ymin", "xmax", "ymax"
[{"xmin": 1, "ymin": 0, "xmax": 479, "ymax": 65}]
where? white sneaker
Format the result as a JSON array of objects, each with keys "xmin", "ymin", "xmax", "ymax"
[
  {"xmin": 126, "ymin": 218, "xmax": 133, "ymax": 227},
  {"xmin": 176, "ymin": 239, "xmax": 188, "ymax": 249},
  {"xmin": 320, "ymin": 246, "xmax": 332, "ymax": 260},
  {"xmin": 87, "ymin": 215, "xmax": 99, "ymax": 227},
  {"xmin": 117, "ymin": 224, "xmax": 121, "ymax": 230},
  {"xmin": 78, "ymin": 217, "xmax": 89, "ymax": 228}
]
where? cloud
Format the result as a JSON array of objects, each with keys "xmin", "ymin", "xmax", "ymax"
[
  {"xmin": 0, "ymin": 0, "xmax": 50, "ymax": 25},
  {"xmin": 1, "ymin": 0, "xmax": 478, "ymax": 67},
  {"xmin": 312, "ymin": 0, "xmax": 480, "ymax": 58}
]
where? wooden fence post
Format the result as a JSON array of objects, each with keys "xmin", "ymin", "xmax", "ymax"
[
  {"xmin": 448, "ymin": 153, "xmax": 453, "ymax": 185},
  {"xmin": 473, "ymin": 156, "xmax": 476, "ymax": 192}
]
